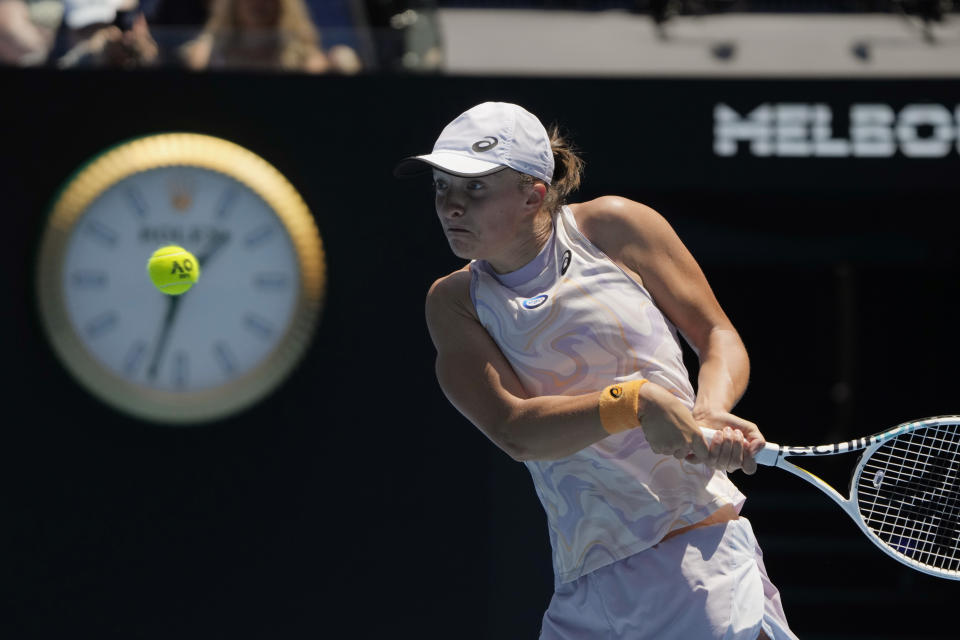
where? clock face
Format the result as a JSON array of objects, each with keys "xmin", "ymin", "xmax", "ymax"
[
  {"xmin": 63, "ymin": 166, "xmax": 297, "ymax": 392},
  {"xmin": 37, "ymin": 134, "xmax": 325, "ymax": 424}
]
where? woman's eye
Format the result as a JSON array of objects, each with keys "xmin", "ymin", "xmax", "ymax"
[
  {"xmin": 432, "ymin": 181, "xmax": 447, "ymax": 192},
  {"xmin": 467, "ymin": 182, "xmax": 484, "ymax": 191}
]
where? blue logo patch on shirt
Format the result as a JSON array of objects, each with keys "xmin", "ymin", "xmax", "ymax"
[{"xmin": 522, "ymin": 294, "xmax": 548, "ymax": 309}]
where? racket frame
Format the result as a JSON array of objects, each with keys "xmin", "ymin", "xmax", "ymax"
[{"xmin": 702, "ymin": 416, "xmax": 960, "ymax": 580}]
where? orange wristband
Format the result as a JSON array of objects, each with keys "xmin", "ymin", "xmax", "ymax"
[{"xmin": 598, "ymin": 379, "xmax": 647, "ymax": 434}]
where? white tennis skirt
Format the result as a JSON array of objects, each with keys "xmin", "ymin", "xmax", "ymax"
[{"xmin": 539, "ymin": 517, "xmax": 797, "ymax": 640}]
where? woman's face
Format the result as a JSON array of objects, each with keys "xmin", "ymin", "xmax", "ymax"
[
  {"xmin": 234, "ymin": 0, "xmax": 281, "ymax": 28},
  {"xmin": 433, "ymin": 168, "xmax": 544, "ymax": 272}
]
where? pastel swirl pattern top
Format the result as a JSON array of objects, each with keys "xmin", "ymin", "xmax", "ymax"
[{"xmin": 469, "ymin": 205, "xmax": 745, "ymax": 583}]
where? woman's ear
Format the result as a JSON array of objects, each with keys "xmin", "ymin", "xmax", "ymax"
[{"xmin": 526, "ymin": 181, "xmax": 547, "ymax": 208}]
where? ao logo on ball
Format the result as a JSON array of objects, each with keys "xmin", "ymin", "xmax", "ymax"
[{"xmin": 147, "ymin": 245, "xmax": 200, "ymax": 295}]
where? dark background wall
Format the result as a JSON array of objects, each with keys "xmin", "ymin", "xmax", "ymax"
[{"xmin": 4, "ymin": 69, "xmax": 959, "ymax": 639}]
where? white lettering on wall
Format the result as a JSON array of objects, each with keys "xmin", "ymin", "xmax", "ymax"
[{"xmin": 714, "ymin": 103, "xmax": 960, "ymax": 158}]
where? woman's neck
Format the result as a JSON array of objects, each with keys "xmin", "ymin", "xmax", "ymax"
[{"xmin": 487, "ymin": 210, "xmax": 554, "ymax": 275}]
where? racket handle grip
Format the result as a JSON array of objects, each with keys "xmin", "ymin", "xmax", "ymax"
[{"xmin": 699, "ymin": 427, "xmax": 780, "ymax": 467}]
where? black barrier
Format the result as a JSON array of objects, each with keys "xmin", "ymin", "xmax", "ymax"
[{"xmin": 5, "ymin": 69, "xmax": 960, "ymax": 639}]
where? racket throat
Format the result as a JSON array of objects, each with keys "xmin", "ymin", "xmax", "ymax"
[{"xmin": 777, "ymin": 458, "xmax": 851, "ymax": 510}]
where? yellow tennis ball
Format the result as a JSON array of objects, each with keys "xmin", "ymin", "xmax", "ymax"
[{"xmin": 147, "ymin": 245, "xmax": 200, "ymax": 295}]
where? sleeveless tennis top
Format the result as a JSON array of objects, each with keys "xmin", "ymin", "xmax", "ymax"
[{"xmin": 469, "ymin": 205, "xmax": 745, "ymax": 583}]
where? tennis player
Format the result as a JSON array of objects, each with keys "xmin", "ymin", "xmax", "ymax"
[{"xmin": 396, "ymin": 102, "xmax": 797, "ymax": 640}]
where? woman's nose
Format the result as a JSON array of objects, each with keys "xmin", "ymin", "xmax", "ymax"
[{"xmin": 438, "ymin": 195, "xmax": 464, "ymax": 218}]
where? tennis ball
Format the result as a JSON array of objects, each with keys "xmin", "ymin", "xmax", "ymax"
[{"xmin": 147, "ymin": 245, "xmax": 200, "ymax": 295}]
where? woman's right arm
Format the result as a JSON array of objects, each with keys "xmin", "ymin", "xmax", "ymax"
[{"xmin": 425, "ymin": 269, "xmax": 709, "ymax": 462}]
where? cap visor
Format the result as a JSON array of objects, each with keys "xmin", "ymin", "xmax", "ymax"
[{"xmin": 394, "ymin": 152, "xmax": 506, "ymax": 178}]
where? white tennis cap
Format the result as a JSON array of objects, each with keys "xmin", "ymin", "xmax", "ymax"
[{"xmin": 395, "ymin": 102, "xmax": 554, "ymax": 184}]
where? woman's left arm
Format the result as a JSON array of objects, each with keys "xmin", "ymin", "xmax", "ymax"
[{"xmin": 575, "ymin": 196, "xmax": 763, "ymax": 474}]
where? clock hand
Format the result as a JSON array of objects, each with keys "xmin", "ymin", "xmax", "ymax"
[
  {"xmin": 146, "ymin": 294, "xmax": 182, "ymax": 381},
  {"xmin": 195, "ymin": 230, "xmax": 230, "ymax": 270},
  {"xmin": 143, "ymin": 232, "xmax": 228, "ymax": 382},
  {"xmin": 142, "ymin": 231, "xmax": 229, "ymax": 381}
]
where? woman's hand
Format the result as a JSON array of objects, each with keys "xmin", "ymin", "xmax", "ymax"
[
  {"xmin": 638, "ymin": 382, "xmax": 710, "ymax": 461},
  {"xmin": 690, "ymin": 408, "xmax": 765, "ymax": 475}
]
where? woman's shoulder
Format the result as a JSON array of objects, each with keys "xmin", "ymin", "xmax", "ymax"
[
  {"xmin": 569, "ymin": 196, "xmax": 665, "ymax": 250},
  {"xmin": 569, "ymin": 195, "xmax": 660, "ymax": 221},
  {"xmin": 428, "ymin": 265, "xmax": 471, "ymax": 296},
  {"xmin": 425, "ymin": 265, "xmax": 476, "ymax": 323}
]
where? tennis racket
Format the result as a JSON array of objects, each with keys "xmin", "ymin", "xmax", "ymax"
[{"xmin": 702, "ymin": 416, "xmax": 960, "ymax": 580}]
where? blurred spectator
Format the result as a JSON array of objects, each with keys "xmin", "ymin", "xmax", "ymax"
[
  {"xmin": 0, "ymin": 0, "xmax": 59, "ymax": 65},
  {"xmin": 306, "ymin": 0, "xmax": 376, "ymax": 70},
  {"xmin": 180, "ymin": 0, "xmax": 361, "ymax": 73},
  {"xmin": 362, "ymin": 0, "xmax": 442, "ymax": 72},
  {"xmin": 137, "ymin": 0, "xmax": 210, "ymax": 64},
  {"xmin": 55, "ymin": 0, "xmax": 159, "ymax": 68}
]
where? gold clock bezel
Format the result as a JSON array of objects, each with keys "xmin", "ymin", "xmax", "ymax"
[{"xmin": 36, "ymin": 133, "xmax": 326, "ymax": 425}]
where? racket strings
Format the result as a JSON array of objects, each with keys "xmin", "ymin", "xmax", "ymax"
[{"xmin": 857, "ymin": 423, "xmax": 960, "ymax": 573}]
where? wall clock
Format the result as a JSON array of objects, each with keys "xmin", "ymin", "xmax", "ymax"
[{"xmin": 35, "ymin": 133, "xmax": 325, "ymax": 424}]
